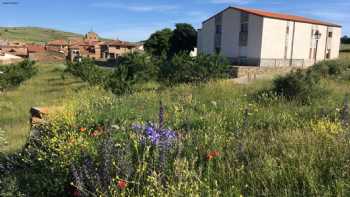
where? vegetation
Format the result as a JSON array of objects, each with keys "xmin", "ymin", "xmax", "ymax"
[
  {"xmin": 144, "ymin": 28, "xmax": 173, "ymax": 57},
  {"xmin": 341, "ymin": 35, "xmax": 350, "ymax": 44},
  {"xmin": 144, "ymin": 23, "xmax": 197, "ymax": 58},
  {"xmin": 159, "ymin": 53, "xmax": 230, "ymax": 85},
  {"xmin": 66, "ymin": 52, "xmax": 230, "ymax": 94},
  {"xmin": 0, "ymin": 60, "xmax": 37, "ymax": 91},
  {"xmin": 1, "ymin": 57, "xmax": 350, "ymax": 196},
  {"xmin": 0, "ymin": 27, "xmax": 82, "ymax": 44},
  {"xmin": 0, "ymin": 63, "xmax": 86, "ymax": 153},
  {"xmin": 168, "ymin": 23, "xmax": 197, "ymax": 57}
]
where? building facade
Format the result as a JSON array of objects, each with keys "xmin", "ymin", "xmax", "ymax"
[
  {"xmin": 197, "ymin": 7, "xmax": 342, "ymax": 67},
  {"xmin": 67, "ymin": 32, "xmax": 140, "ymax": 62}
]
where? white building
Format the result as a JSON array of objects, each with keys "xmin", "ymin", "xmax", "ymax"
[{"xmin": 197, "ymin": 7, "xmax": 342, "ymax": 67}]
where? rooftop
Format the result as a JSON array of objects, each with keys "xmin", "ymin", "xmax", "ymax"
[{"xmin": 203, "ymin": 7, "xmax": 341, "ymax": 27}]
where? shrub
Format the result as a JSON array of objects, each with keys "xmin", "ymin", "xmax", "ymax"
[
  {"xmin": 0, "ymin": 60, "xmax": 37, "ymax": 90},
  {"xmin": 272, "ymin": 69, "xmax": 325, "ymax": 104},
  {"xmin": 311, "ymin": 60, "xmax": 350, "ymax": 78},
  {"xmin": 116, "ymin": 52, "xmax": 159, "ymax": 82},
  {"xmin": 65, "ymin": 58, "xmax": 109, "ymax": 86},
  {"xmin": 67, "ymin": 53, "xmax": 160, "ymax": 95},
  {"xmin": 159, "ymin": 53, "xmax": 230, "ymax": 85}
]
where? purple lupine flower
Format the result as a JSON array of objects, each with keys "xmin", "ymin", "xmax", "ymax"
[{"xmin": 132, "ymin": 122, "xmax": 176, "ymax": 148}]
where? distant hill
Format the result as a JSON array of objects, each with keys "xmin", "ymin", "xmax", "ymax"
[{"xmin": 0, "ymin": 27, "xmax": 83, "ymax": 44}]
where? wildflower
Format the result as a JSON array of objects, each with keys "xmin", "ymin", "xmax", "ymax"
[
  {"xmin": 91, "ymin": 131, "xmax": 101, "ymax": 137},
  {"xmin": 73, "ymin": 189, "xmax": 81, "ymax": 197},
  {"xmin": 207, "ymin": 150, "xmax": 220, "ymax": 161},
  {"xmin": 79, "ymin": 127, "xmax": 87, "ymax": 132},
  {"xmin": 117, "ymin": 179, "xmax": 127, "ymax": 190}
]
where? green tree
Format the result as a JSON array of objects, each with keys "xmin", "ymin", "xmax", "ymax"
[
  {"xmin": 169, "ymin": 23, "xmax": 197, "ymax": 57},
  {"xmin": 144, "ymin": 28, "xmax": 173, "ymax": 57}
]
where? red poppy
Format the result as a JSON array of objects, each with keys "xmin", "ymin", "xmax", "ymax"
[
  {"xmin": 72, "ymin": 189, "xmax": 81, "ymax": 197},
  {"xmin": 79, "ymin": 127, "xmax": 87, "ymax": 132},
  {"xmin": 117, "ymin": 179, "xmax": 128, "ymax": 190},
  {"xmin": 207, "ymin": 150, "xmax": 220, "ymax": 161}
]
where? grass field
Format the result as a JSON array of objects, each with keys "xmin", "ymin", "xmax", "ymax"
[
  {"xmin": 0, "ymin": 27, "xmax": 82, "ymax": 44},
  {"xmin": 0, "ymin": 62, "xmax": 87, "ymax": 153},
  {"xmin": 341, "ymin": 44, "xmax": 350, "ymax": 50}
]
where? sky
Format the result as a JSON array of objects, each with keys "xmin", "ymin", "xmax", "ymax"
[{"xmin": 0, "ymin": 0, "xmax": 349, "ymax": 42}]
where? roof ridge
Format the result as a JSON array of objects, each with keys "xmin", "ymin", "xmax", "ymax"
[{"xmin": 202, "ymin": 6, "xmax": 341, "ymax": 28}]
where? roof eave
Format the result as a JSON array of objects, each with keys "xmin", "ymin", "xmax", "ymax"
[{"xmin": 202, "ymin": 6, "xmax": 342, "ymax": 28}]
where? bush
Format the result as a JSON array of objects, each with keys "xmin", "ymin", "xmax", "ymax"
[
  {"xmin": 311, "ymin": 60, "xmax": 350, "ymax": 78},
  {"xmin": 272, "ymin": 69, "xmax": 325, "ymax": 104},
  {"xmin": 159, "ymin": 53, "xmax": 230, "ymax": 85},
  {"xmin": 66, "ymin": 58, "xmax": 109, "ymax": 86},
  {"xmin": 0, "ymin": 60, "xmax": 37, "ymax": 90},
  {"xmin": 67, "ymin": 53, "xmax": 160, "ymax": 95}
]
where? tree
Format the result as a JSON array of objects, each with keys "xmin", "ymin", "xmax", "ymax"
[
  {"xmin": 341, "ymin": 36, "xmax": 350, "ymax": 44},
  {"xmin": 144, "ymin": 28, "xmax": 173, "ymax": 57},
  {"xmin": 169, "ymin": 23, "xmax": 197, "ymax": 57}
]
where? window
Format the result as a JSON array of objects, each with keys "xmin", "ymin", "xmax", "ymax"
[
  {"xmin": 240, "ymin": 23, "xmax": 248, "ymax": 33},
  {"xmin": 216, "ymin": 25, "xmax": 222, "ymax": 34},
  {"xmin": 328, "ymin": 32, "xmax": 333, "ymax": 38},
  {"xmin": 239, "ymin": 12, "xmax": 249, "ymax": 47},
  {"xmin": 239, "ymin": 32, "xmax": 248, "ymax": 46},
  {"xmin": 240, "ymin": 13, "xmax": 249, "ymax": 23},
  {"xmin": 286, "ymin": 26, "xmax": 290, "ymax": 34},
  {"xmin": 326, "ymin": 49, "xmax": 331, "ymax": 59},
  {"xmin": 215, "ymin": 47, "xmax": 221, "ymax": 54}
]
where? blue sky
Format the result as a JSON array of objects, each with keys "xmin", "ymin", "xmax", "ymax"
[{"xmin": 0, "ymin": 0, "xmax": 349, "ymax": 41}]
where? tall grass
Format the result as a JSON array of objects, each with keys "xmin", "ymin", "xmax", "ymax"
[{"xmin": 0, "ymin": 63, "xmax": 86, "ymax": 153}]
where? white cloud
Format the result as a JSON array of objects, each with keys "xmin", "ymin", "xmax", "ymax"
[{"xmin": 90, "ymin": 2, "xmax": 178, "ymax": 12}]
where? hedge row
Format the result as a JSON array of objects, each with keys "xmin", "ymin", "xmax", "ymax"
[
  {"xmin": 0, "ymin": 60, "xmax": 37, "ymax": 91},
  {"xmin": 66, "ymin": 53, "xmax": 231, "ymax": 95}
]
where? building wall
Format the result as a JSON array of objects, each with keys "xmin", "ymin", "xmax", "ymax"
[
  {"xmin": 198, "ymin": 18, "xmax": 215, "ymax": 54},
  {"xmin": 260, "ymin": 17, "xmax": 341, "ymax": 67},
  {"xmin": 330, "ymin": 27, "xmax": 341, "ymax": 59},
  {"xmin": 220, "ymin": 9, "xmax": 240, "ymax": 58},
  {"xmin": 199, "ymin": 8, "xmax": 264, "ymax": 62},
  {"xmin": 198, "ymin": 8, "xmax": 342, "ymax": 67}
]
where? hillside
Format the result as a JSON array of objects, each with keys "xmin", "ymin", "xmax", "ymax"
[{"xmin": 0, "ymin": 27, "xmax": 82, "ymax": 44}]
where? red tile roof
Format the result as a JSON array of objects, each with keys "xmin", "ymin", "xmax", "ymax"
[
  {"xmin": 203, "ymin": 7, "xmax": 341, "ymax": 27},
  {"xmin": 27, "ymin": 44, "xmax": 46, "ymax": 53},
  {"xmin": 47, "ymin": 39, "xmax": 68, "ymax": 46},
  {"xmin": 104, "ymin": 40, "xmax": 136, "ymax": 47}
]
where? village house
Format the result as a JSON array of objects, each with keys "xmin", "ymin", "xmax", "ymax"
[
  {"xmin": 46, "ymin": 39, "xmax": 69, "ymax": 54},
  {"xmin": 197, "ymin": 7, "xmax": 342, "ymax": 67},
  {"xmin": 100, "ymin": 40, "xmax": 137, "ymax": 60},
  {"xmin": 67, "ymin": 31, "xmax": 140, "ymax": 62},
  {"xmin": 0, "ymin": 41, "xmax": 28, "ymax": 58}
]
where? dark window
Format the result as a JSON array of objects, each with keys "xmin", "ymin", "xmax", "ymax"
[
  {"xmin": 240, "ymin": 13, "xmax": 249, "ymax": 23},
  {"xmin": 240, "ymin": 23, "xmax": 248, "ymax": 33},
  {"xmin": 215, "ymin": 47, "xmax": 221, "ymax": 54},
  {"xmin": 216, "ymin": 25, "xmax": 222, "ymax": 34},
  {"xmin": 326, "ymin": 49, "xmax": 331, "ymax": 59},
  {"xmin": 328, "ymin": 32, "xmax": 333, "ymax": 38},
  {"xmin": 239, "ymin": 32, "xmax": 248, "ymax": 46}
]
